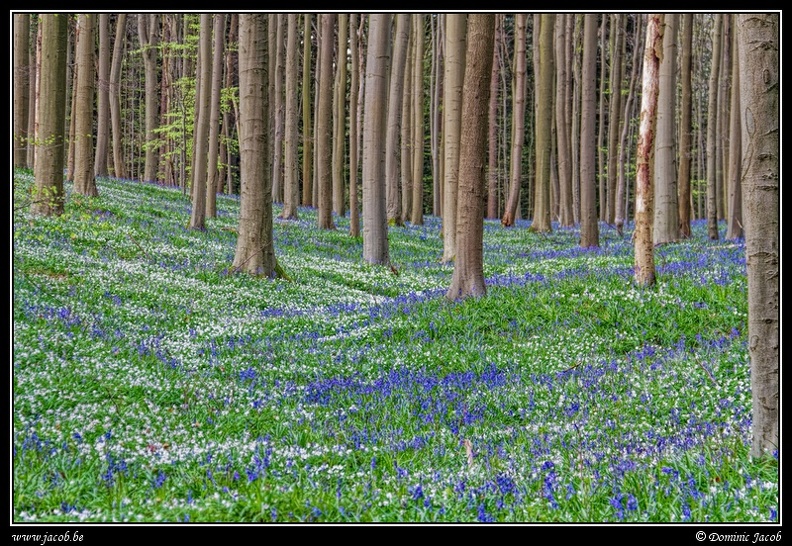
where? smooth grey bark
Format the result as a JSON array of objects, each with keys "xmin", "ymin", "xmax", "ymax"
[
  {"xmin": 737, "ymin": 13, "xmax": 778, "ymax": 458},
  {"xmin": 73, "ymin": 14, "xmax": 98, "ymax": 197},
  {"xmin": 386, "ymin": 14, "xmax": 410, "ymax": 227},
  {"xmin": 282, "ymin": 13, "xmax": 300, "ymax": 220},
  {"xmin": 446, "ymin": 14, "xmax": 495, "ymax": 301},
  {"xmin": 362, "ymin": 14, "xmax": 391, "ymax": 265},
  {"xmin": 580, "ymin": 14, "xmax": 599, "ymax": 248}
]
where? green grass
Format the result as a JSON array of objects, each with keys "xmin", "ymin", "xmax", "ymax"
[{"xmin": 12, "ymin": 170, "xmax": 776, "ymax": 523}]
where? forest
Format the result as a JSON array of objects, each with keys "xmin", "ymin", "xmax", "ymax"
[{"xmin": 12, "ymin": 12, "xmax": 778, "ymax": 525}]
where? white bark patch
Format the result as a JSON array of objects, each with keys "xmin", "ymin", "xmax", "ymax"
[{"xmin": 635, "ymin": 195, "xmax": 645, "ymax": 213}]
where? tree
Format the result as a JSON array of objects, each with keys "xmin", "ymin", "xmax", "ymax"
[
  {"xmin": 205, "ymin": 14, "xmax": 226, "ymax": 219},
  {"xmin": 501, "ymin": 14, "xmax": 526, "ymax": 227},
  {"xmin": 725, "ymin": 19, "xmax": 742, "ymax": 240},
  {"xmin": 410, "ymin": 14, "xmax": 425, "ymax": 226},
  {"xmin": 579, "ymin": 14, "xmax": 599, "ymax": 248},
  {"xmin": 109, "ymin": 14, "xmax": 127, "ymax": 179},
  {"xmin": 13, "ymin": 14, "xmax": 31, "ymax": 169},
  {"xmin": 31, "ymin": 14, "xmax": 68, "ymax": 217},
  {"xmin": 555, "ymin": 14, "xmax": 573, "ymax": 227},
  {"xmin": 282, "ymin": 13, "xmax": 300, "ymax": 220},
  {"xmin": 677, "ymin": 13, "xmax": 694, "ymax": 238},
  {"xmin": 486, "ymin": 15, "xmax": 501, "ymax": 220},
  {"xmin": 94, "ymin": 14, "xmax": 110, "ymax": 178},
  {"xmin": 348, "ymin": 13, "xmax": 361, "ymax": 238},
  {"xmin": 333, "ymin": 14, "xmax": 348, "ymax": 218},
  {"xmin": 189, "ymin": 14, "xmax": 212, "ymax": 231},
  {"xmin": 138, "ymin": 14, "xmax": 160, "ymax": 182},
  {"xmin": 634, "ymin": 14, "xmax": 664, "ymax": 287},
  {"xmin": 615, "ymin": 15, "xmax": 643, "ymax": 236},
  {"xmin": 233, "ymin": 14, "xmax": 278, "ymax": 278},
  {"xmin": 386, "ymin": 14, "xmax": 410, "ymax": 227},
  {"xmin": 441, "ymin": 14, "xmax": 466, "ymax": 262},
  {"xmin": 362, "ymin": 14, "xmax": 391, "ymax": 265},
  {"xmin": 706, "ymin": 14, "xmax": 722, "ymax": 240},
  {"xmin": 317, "ymin": 14, "xmax": 336, "ymax": 230},
  {"xmin": 605, "ymin": 14, "xmax": 623, "ymax": 225},
  {"xmin": 302, "ymin": 15, "xmax": 313, "ymax": 207},
  {"xmin": 272, "ymin": 15, "xmax": 285, "ymax": 205},
  {"xmin": 73, "ymin": 14, "xmax": 98, "ymax": 197},
  {"xmin": 530, "ymin": 13, "xmax": 554, "ymax": 233},
  {"xmin": 446, "ymin": 14, "xmax": 495, "ymax": 301},
  {"xmin": 738, "ymin": 13, "xmax": 778, "ymax": 458},
  {"xmin": 653, "ymin": 14, "xmax": 678, "ymax": 245}
]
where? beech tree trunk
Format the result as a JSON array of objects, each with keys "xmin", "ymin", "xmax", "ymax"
[
  {"xmin": 138, "ymin": 14, "xmax": 160, "ymax": 183},
  {"xmin": 73, "ymin": 14, "xmax": 98, "ymax": 197},
  {"xmin": 317, "ymin": 14, "xmax": 336, "ymax": 230},
  {"xmin": 109, "ymin": 14, "xmax": 127, "ymax": 179},
  {"xmin": 205, "ymin": 13, "xmax": 226, "ymax": 219},
  {"xmin": 362, "ymin": 14, "xmax": 391, "ymax": 265},
  {"xmin": 580, "ymin": 14, "xmax": 599, "ymax": 248},
  {"xmin": 653, "ymin": 14, "xmax": 679, "ymax": 245},
  {"xmin": 706, "ymin": 14, "xmax": 722, "ymax": 240},
  {"xmin": 386, "ymin": 14, "xmax": 410, "ymax": 227},
  {"xmin": 725, "ymin": 19, "xmax": 742, "ymax": 240},
  {"xmin": 282, "ymin": 13, "xmax": 299, "ymax": 220},
  {"xmin": 31, "ymin": 14, "xmax": 68, "ymax": 217},
  {"xmin": 634, "ymin": 14, "xmax": 664, "ymax": 286},
  {"xmin": 677, "ymin": 13, "xmax": 694, "ymax": 238},
  {"xmin": 737, "ymin": 13, "xmax": 778, "ymax": 458},
  {"xmin": 333, "ymin": 14, "xmax": 348, "ymax": 218},
  {"xmin": 411, "ymin": 14, "xmax": 425, "ymax": 226},
  {"xmin": 93, "ymin": 14, "xmax": 110, "ymax": 178},
  {"xmin": 349, "ymin": 13, "xmax": 360, "ymax": 237},
  {"xmin": 501, "ymin": 14, "xmax": 526, "ymax": 227},
  {"xmin": 13, "ymin": 14, "xmax": 30, "ymax": 169},
  {"xmin": 233, "ymin": 14, "xmax": 277, "ymax": 278},
  {"xmin": 441, "ymin": 14, "xmax": 466, "ymax": 262},
  {"xmin": 530, "ymin": 13, "xmax": 554, "ymax": 233},
  {"xmin": 446, "ymin": 14, "xmax": 495, "ymax": 301},
  {"xmin": 302, "ymin": 14, "xmax": 313, "ymax": 207}
]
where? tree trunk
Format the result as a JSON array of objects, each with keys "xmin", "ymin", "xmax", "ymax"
[
  {"xmin": 282, "ymin": 14, "xmax": 300, "ymax": 220},
  {"xmin": 580, "ymin": 14, "xmax": 599, "ymax": 248},
  {"xmin": 138, "ymin": 14, "xmax": 160, "ymax": 183},
  {"xmin": 571, "ymin": 15, "xmax": 582, "ymax": 224},
  {"xmin": 653, "ymin": 14, "xmax": 678, "ymax": 245},
  {"xmin": 272, "ymin": 15, "xmax": 285, "ymax": 204},
  {"xmin": 31, "ymin": 14, "xmax": 68, "ymax": 217},
  {"xmin": 73, "ymin": 14, "xmax": 98, "ymax": 197},
  {"xmin": 362, "ymin": 14, "xmax": 391, "ymax": 265},
  {"xmin": 737, "ymin": 13, "xmax": 779, "ymax": 458},
  {"xmin": 446, "ymin": 14, "xmax": 495, "ymax": 301},
  {"xmin": 530, "ymin": 14, "xmax": 554, "ymax": 233},
  {"xmin": 486, "ymin": 14, "xmax": 500, "ymax": 220},
  {"xmin": 606, "ymin": 14, "xmax": 623, "ymax": 225},
  {"xmin": 501, "ymin": 14, "xmax": 526, "ymax": 227},
  {"xmin": 411, "ymin": 14, "xmax": 425, "ymax": 226},
  {"xmin": 615, "ymin": 15, "xmax": 642, "ymax": 236},
  {"xmin": 94, "ymin": 14, "xmax": 110, "ymax": 178},
  {"xmin": 597, "ymin": 15, "xmax": 608, "ymax": 222},
  {"xmin": 634, "ymin": 14, "xmax": 664, "ymax": 287},
  {"xmin": 677, "ymin": 13, "xmax": 694, "ymax": 238},
  {"xmin": 386, "ymin": 14, "xmax": 410, "ymax": 227},
  {"xmin": 706, "ymin": 14, "xmax": 722, "ymax": 240},
  {"xmin": 205, "ymin": 13, "xmax": 226, "ymax": 219},
  {"xmin": 441, "ymin": 14, "xmax": 466, "ymax": 262},
  {"xmin": 317, "ymin": 14, "xmax": 336, "ymax": 230},
  {"xmin": 725, "ymin": 18, "xmax": 742, "ymax": 240},
  {"xmin": 555, "ymin": 14, "xmax": 573, "ymax": 226},
  {"xmin": 109, "ymin": 14, "xmax": 126, "ymax": 179},
  {"xmin": 189, "ymin": 14, "xmax": 212, "ymax": 230},
  {"xmin": 233, "ymin": 14, "xmax": 277, "ymax": 278},
  {"xmin": 348, "ymin": 13, "xmax": 360, "ymax": 237},
  {"xmin": 13, "ymin": 14, "xmax": 30, "ymax": 169},
  {"xmin": 401, "ymin": 30, "xmax": 414, "ymax": 222},
  {"xmin": 333, "ymin": 14, "xmax": 348, "ymax": 218},
  {"xmin": 302, "ymin": 14, "xmax": 313, "ymax": 207}
]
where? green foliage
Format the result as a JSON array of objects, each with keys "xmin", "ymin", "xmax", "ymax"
[{"xmin": 12, "ymin": 173, "xmax": 773, "ymax": 523}]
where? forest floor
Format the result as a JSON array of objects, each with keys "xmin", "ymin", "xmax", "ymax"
[{"xmin": 12, "ymin": 171, "xmax": 778, "ymax": 525}]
